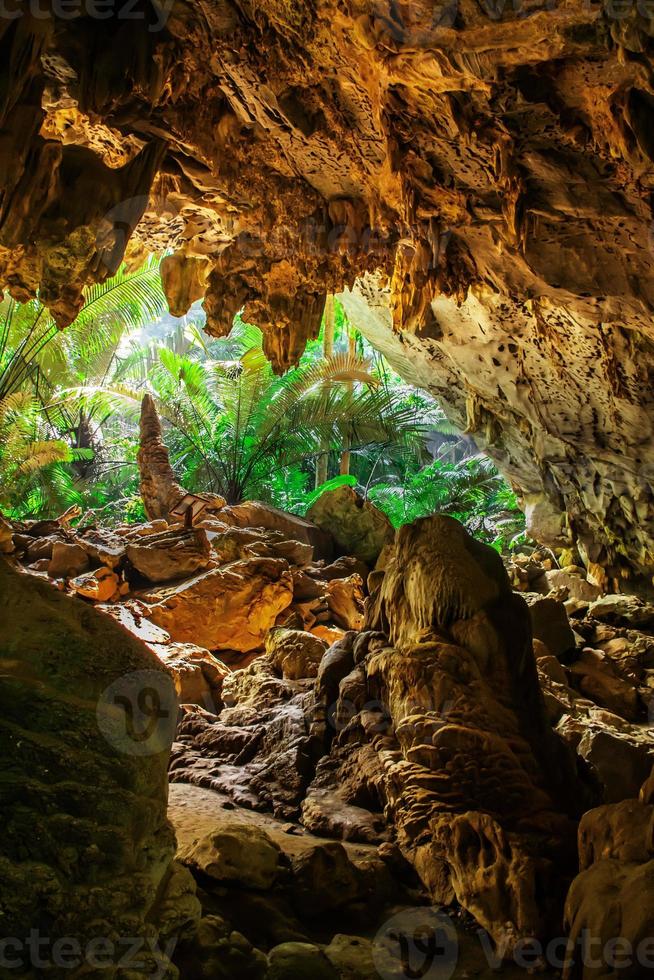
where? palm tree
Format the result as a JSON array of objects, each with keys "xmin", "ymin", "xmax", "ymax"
[
  {"xmin": 109, "ymin": 322, "xmax": 429, "ymax": 506},
  {"xmin": 0, "ymin": 257, "xmax": 167, "ymax": 517},
  {"xmin": 0, "ymin": 391, "xmax": 79, "ymax": 517},
  {"xmin": 368, "ymin": 452, "xmax": 526, "ymax": 548}
]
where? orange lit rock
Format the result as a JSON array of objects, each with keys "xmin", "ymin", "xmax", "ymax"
[{"xmin": 146, "ymin": 558, "xmax": 293, "ymax": 652}]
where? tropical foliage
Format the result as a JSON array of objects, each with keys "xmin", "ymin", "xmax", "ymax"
[
  {"xmin": 0, "ymin": 257, "xmax": 166, "ymax": 518},
  {"xmin": 0, "ymin": 269, "xmax": 527, "ymax": 551},
  {"xmin": 367, "ymin": 454, "xmax": 527, "ymax": 550},
  {"xmin": 104, "ymin": 321, "xmax": 433, "ymax": 506}
]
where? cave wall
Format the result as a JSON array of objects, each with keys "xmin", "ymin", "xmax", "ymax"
[
  {"xmin": 2, "ymin": 4, "xmax": 654, "ymax": 577},
  {"xmin": 341, "ymin": 276, "xmax": 654, "ymax": 590}
]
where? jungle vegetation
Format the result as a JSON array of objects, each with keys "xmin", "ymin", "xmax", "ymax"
[{"xmin": 0, "ymin": 257, "xmax": 526, "ymax": 551}]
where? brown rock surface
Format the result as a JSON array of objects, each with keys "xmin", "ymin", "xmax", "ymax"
[
  {"xmin": 76, "ymin": 527, "xmax": 127, "ymax": 568},
  {"xmin": 314, "ymin": 516, "xmax": 581, "ymax": 951},
  {"xmin": 126, "ymin": 527, "xmax": 214, "ymax": 583},
  {"xmin": 137, "ymin": 393, "xmax": 191, "ymax": 523},
  {"xmin": 307, "ymin": 486, "xmax": 394, "ymax": 565},
  {"xmin": 146, "ymin": 557, "xmax": 294, "ymax": 652},
  {"xmin": 0, "ymin": 559, "xmax": 198, "ymax": 972},
  {"xmin": 325, "ymin": 574, "xmax": 366, "ymax": 631},
  {"xmin": 3, "ymin": 10, "xmax": 654, "ymax": 580},
  {"xmin": 156, "ymin": 642, "xmax": 230, "ymax": 713},
  {"xmin": 210, "ymin": 524, "xmax": 314, "ymax": 567},
  {"xmin": 170, "ymin": 655, "xmax": 317, "ymax": 818},
  {"xmin": 525, "ymin": 594, "xmax": 576, "ymax": 660},
  {"xmin": 70, "ymin": 565, "xmax": 120, "ymax": 602},
  {"xmin": 47, "ymin": 540, "xmax": 90, "ymax": 578},
  {"xmin": 568, "ymin": 648, "xmax": 641, "ymax": 721},
  {"xmin": 265, "ymin": 626, "xmax": 327, "ymax": 680},
  {"xmin": 220, "ymin": 502, "xmax": 333, "ymax": 561},
  {"xmin": 563, "ymin": 774, "xmax": 654, "ymax": 979}
]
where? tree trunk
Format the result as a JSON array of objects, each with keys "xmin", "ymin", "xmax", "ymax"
[
  {"xmin": 339, "ymin": 322, "xmax": 356, "ymax": 476},
  {"xmin": 315, "ymin": 295, "xmax": 336, "ymax": 489}
]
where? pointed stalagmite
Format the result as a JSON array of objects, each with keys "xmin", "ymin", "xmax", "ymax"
[{"xmin": 137, "ymin": 394, "xmax": 188, "ymax": 522}]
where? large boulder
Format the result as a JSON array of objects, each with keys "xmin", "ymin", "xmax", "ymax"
[
  {"xmin": 210, "ymin": 524, "xmax": 314, "ymax": 567},
  {"xmin": 174, "ymin": 915, "xmax": 267, "ymax": 980},
  {"xmin": 324, "ymin": 935, "xmax": 375, "ymax": 980},
  {"xmin": 76, "ymin": 527, "xmax": 127, "ymax": 569},
  {"xmin": 316, "ymin": 516, "xmax": 581, "ymax": 952},
  {"xmin": 563, "ymin": 777, "xmax": 654, "ymax": 979},
  {"xmin": 178, "ymin": 821, "xmax": 282, "ymax": 890},
  {"xmin": 325, "ymin": 575, "xmax": 365, "ymax": 631},
  {"xmin": 542, "ymin": 567, "xmax": 602, "ymax": 602},
  {"xmin": 266, "ymin": 626, "xmax": 327, "ymax": 680},
  {"xmin": 146, "ymin": 557, "xmax": 293, "ymax": 652},
  {"xmin": 220, "ymin": 502, "xmax": 333, "ymax": 561},
  {"xmin": 307, "ymin": 486, "xmax": 394, "ymax": 564},
  {"xmin": 267, "ymin": 943, "xmax": 338, "ymax": 980},
  {"xmin": 524, "ymin": 594, "xmax": 576, "ymax": 660},
  {"xmin": 588, "ymin": 594, "xmax": 654, "ymax": 629},
  {"xmin": 568, "ymin": 648, "xmax": 640, "ymax": 721},
  {"xmin": 47, "ymin": 540, "xmax": 90, "ymax": 578},
  {"xmin": 126, "ymin": 527, "xmax": 213, "ymax": 583},
  {"xmin": 70, "ymin": 566, "xmax": 121, "ymax": 602},
  {"xmin": 0, "ymin": 560, "xmax": 198, "ymax": 973},
  {"xmin": 557, "ymin": 713, "xmax": 654, "ymax": 804},
  {"xmin": 156, "ymin": 642, "xmax": 230, "ymax": 712}
]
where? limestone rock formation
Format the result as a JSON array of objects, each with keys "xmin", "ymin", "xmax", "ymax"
[
  {"xmin": 525, "ymin": 594, "xmax": 576, "ymax": 660},
  {"xmin": 325, "ymin": 574, "xmax": 366, "ymax": 631},
  {"xmin": 265, "ymin": 626, "xmax": 328, "ymax": 680},
  {"xmin": 168, "ymin": 782, "xmax": 408, "ymax": 977},
  {"xmin": 4, "ymin": 9, "xmax": 654, "ymax": 580},
  {"xmin": 563, "ymin": 775, "xmax": 654, "ymax": 980},
  {"xmin": 70, "ymin": 565, "xmax": 121, "ymax": 602},
  {"xmin": 220, "ymin": 501, "xmax": 333, "ymax": 561},
  {"xmin": 209, "ymin": 523, "xmax": 314, "ymax": 567},
  {"xmin": 172, "ymin": 666, "xmax": 317, "ymax": 817},
  {"xmin": 156, "ymin": 642, "xmax": 231, "ymax": 713},
  {"xmin": 137, "ymin": 394, "xmax": 225, "ymax": 522},
  {"xmin": 147, "ymin": 557, "xmax": 294, "ymax": 652},
  {"xmin": 317, "ymin": 516, "xmax": 581, "ymax": 951},
  {"xmin": 169, "ymin": 513, "xmax": 589, "ymax": 956},
  {"xmin": 0, "ymin": 560, "xmax": 199, "ymax": 974},
  {"xmin": 178, "ymin": 821, "xmax": 282, "ymax": 890},
  {"xmin": 126, "ymin": 527, "xmax": 214, "ymax": 583},
  {"xmin": 307, "ymin": 486, "xmax": 394, "ymax": 565},
  {"xmin": 138, "ymin": 393, "xmax": 192, "ymax": 522},
  {"xmin": 75, "ymin": 527, "xmax": 127, "ymax": 569},
  {"xmin": 47, "ymin": 540, "xmax": 90, "ymax": 578}
]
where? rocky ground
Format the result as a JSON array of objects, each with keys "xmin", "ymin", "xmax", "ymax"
[{"xmin": 3, "ymin": 489, "xmax": 654, "ymax": 978}]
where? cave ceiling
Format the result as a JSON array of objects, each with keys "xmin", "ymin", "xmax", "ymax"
[{"xmin": 2, "ymin": 2, "xmax": 654, "ymax": 582}]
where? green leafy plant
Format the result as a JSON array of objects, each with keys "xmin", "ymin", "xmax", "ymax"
[
  {"xmin": 0, "ymin": 392, "xmax": 92, "ymax": 518},
  {"xmin": 367, "ymin": 452, "xmax": 526, "ymax": 549},
  {"xmin": 111, "ymin": 322, "xmax": 428, "ymax": 505},
  {"xmin": 0, "ymin": 257, "xmax": 166, "ymax": 518}
]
